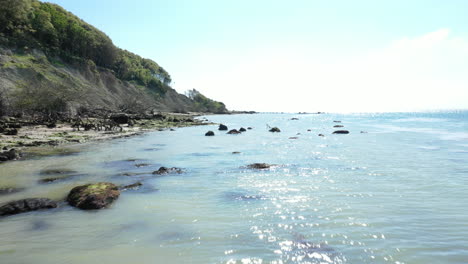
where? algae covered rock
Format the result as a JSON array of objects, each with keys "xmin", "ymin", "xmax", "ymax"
[
  {"xmin": 0, "ymin": 198, "xmax": 58, "ymax": 216},
  {"xmin": 67, "ymin": 182, "xmax": 120, "ymax": 210}
]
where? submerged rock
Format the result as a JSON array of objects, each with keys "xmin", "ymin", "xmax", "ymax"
[
  {"xmin": 205, "ymin": 131, "xmax": 215, "ymax": 136},
  {"xmin": 0, "ymin": 198, "xmax": 58, "ymax": 216},
  {"xmin": 232, "ymin": 151, "xmax": 241, "ymax": 154},
  {"xmin": 227, "ymin": 129, "xmax": 241, "ymax": 134},
  {"xmin": 333, "ymin": 120, "xmax": 341, "ymax": 123},
  {"xmin": 333, "ymin": 125, "xmax": 344, "ymax": 128},
  {"xmin": 39, "ymin": 168, "xmax": 77, "ymax": 175},
  {"xmin": 289, "ymin": 137, "xmax": 299, "ymax": 139},
  {"xmin": 120, "ymin": 182, "xmax": 143, "ymax": 191},
  {"xmin": 218, "ymin": 124, "xmax": 228, "ymax": 131},
  {"xmin": 0, "ymin": 187, "xmax": 26, "ymax": 196},
  {"xmin": 152, "ymin": 166, "xmax": 183, "ymax": 175},
  {"xmin": 247, "ymin": 163, "xmax": 274, "ymax": 169},
  {"xmin": 318, "ymin": 134, "xmax": 325, "ymax": 137},
  {"xmin": 269, "ymin": 127, "xmax": 281, "ymax": 132},
  {"xmin": 67, "ymin": 182, "xmax": 120, "ymax": 210},
  {"xmin": 332, "ymin": 130, "xmax": 349, "ymax": 134}
]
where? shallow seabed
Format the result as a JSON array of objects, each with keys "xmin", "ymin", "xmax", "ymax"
[{"xmin": 1, "ymin": 112, "xmax": 467, "ymax": 264}]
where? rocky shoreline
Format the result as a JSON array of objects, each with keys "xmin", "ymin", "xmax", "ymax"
[{"xmin": 0, "ymin": 112, "xmax": 210, "ymax": 163}]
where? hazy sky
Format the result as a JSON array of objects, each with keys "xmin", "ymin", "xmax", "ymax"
[{"xmin": 46, "ymin": 0, "xmax": 468, "ymax": 112}]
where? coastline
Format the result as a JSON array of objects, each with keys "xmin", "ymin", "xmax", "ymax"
[{"xmin": 0, "ymin": 112, "xmax": 211, "ymax": 163}]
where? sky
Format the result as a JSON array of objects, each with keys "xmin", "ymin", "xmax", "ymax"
[{"xmin": 46, "ymin": 0, "xmax": 468, "ymax": 112}]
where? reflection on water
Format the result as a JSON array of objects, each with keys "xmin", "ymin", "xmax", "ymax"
[{"xmin": 1, "ymin": 112, "xmax": 468, "ymax": 263}]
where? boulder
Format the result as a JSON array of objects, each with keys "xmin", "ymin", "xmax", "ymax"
[
  {"xmin": 227, "ymin": 129, "xmax": 241, "ymax": 134},
  {"xmin": 205, "ymin": 131, "xmax": 215, "ymax": 136},
  {"xmin": 152, "ymin": 166, "xmax": 183, "ymax": 175},
  {"xmin": 239, "ymin": 127, "xmax": 247, "ymax": 132},
  {"xmin": 247, "ymin": 163, "xmax": 273, "ymax": 169},
  {"xmin": 218, "ymin": 124, "xmax": 228, "ymax": 131},
  {"xmin": 0, "ymin": 198, "xmax": 58, "ymax": 216},
  {"xmin": 110, "ymin": 113, "xmax": 129, "ymax": 124},
  {"xmin": 67, "ymin": 182, "xmax": 120, "ymax": 210},
  {"xmin": 332, "ymin": 130, "xmax": 349, "ymax": 134},
  {"xmin": 269, "ymin": 127, "xmax": 281, "ymax": 132}
]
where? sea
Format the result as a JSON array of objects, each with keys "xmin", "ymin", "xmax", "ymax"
[{"xmin": 0, "ymin": 111, "xmax": 467, "ymax": 264}]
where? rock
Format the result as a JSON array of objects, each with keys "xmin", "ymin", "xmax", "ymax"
[
  {"xmin": 134, "ymin": 163, "xmax": 150, "ymax": 168},
  {"xmin": 152, "ymin": 166, "xmax": 183, "ymax": 175},
  {"xmin": 247, "ymin": 127, "xmax": 253, "ymax": 130},
  {"xmin": 218, "ymin": 124, "xmax": 228, "ymax": 131},
  {"xmin": 0, "ymin": 198, "xmax": 58, "ymax": 217},
  {"xmin": 289, "ymin": 137, "xmax": 299, "ymax": 139},
  {"xmin": 205, "ymin": 131, "xmax": 215, "ymax": 136},
  {"xmin": 269, "ymin": 127, "xmax": 281, "ymax": 132},
  {"xmin": 170, "ymin": 128, "xmax": 176, "ymax": 131},
  {"xmin": 307, "ymin": 129, "xmax": 312, "ymax": 132},
  {"xmin": 239, "ymin": 127, "xmax": 247, "ymax": 132},
  {"xmin": 332, "ymin": 130, "xmax": 349, "ymax": 134},
  {"xmin": 39, "ymin": 168, "xmax": 77, "ymax": 175},
  {"xmin": 67, "ymin": 182, "xmax": 120, "ymax": 210},
  {"xmin": 333, "ymin": 125, "xmax": 344, "ymax": 128},
  {"xmin": 2, "ymin": 149, "xmax": 19, "ymax": 160},
  {"xmin": 0, "ymin": 155, "xmax": 8, "ymax": 162},
  {"xmin": 120, "ymin": 182, "xmax": 143, "ymax": 191},
  {"xmin": 333, "ymin": 120, "xmax": 341, "ymax": 123},
  {"xmin": 227, "ymin": 129, "xmax": 241, "ymax": 134},
  {"xmin": 110, "ymin": 113, "xmax": 129, "ymax": 124},
  {"xmin": 360, "ymin": 131, "xmax": 367, "ymax": 133},
  {"xmin": 3, "ymin": 128, "xmax": 18, "ymax": 135},
  {"xmin": 290, "ymin": 118, "xmax": 299, "ymax": 120},
  {"xmin": 46, "ymin": 123, "xmax": 56, "ymax": 128},
  {"xmin": 318, "ymin": 134, "xmax": 325, "ymax": 137},
  {"xmin": 0, "ymin": 187, "xmax": 25, "ymax": 196},
  {"xmin": 247, "ymin": 163, "xmax": 273, "ymax": 169}
]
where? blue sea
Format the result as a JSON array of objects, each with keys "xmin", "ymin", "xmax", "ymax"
[{"xmin": 0, "ymin": 111, "xmax": 468, "ymax": 264}]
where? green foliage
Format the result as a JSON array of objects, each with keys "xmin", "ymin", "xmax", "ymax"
[
  {"xmin": 187, "ymin": 89, "xmax": 227, "ymax": 113},
  {"xmin": 0, "ymin": 0, "xmax": 171, "ymax": 94}
]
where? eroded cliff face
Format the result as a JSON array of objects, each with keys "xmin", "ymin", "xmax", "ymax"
[{"xmin": 0, "ymin": 47, "xmax": 198, "ymax": 116}]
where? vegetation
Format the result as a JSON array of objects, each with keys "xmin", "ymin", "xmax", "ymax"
[
  {"xmin": 186, "ymin": 89, "xmax": 227, "ymax": 113},
  {"xmin": 0, "ymin": 0, "xmax": 171, "ymax": 94}
]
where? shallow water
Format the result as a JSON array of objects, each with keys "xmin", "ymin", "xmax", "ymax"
[{"xmin": 1, "ymin": 112, "xmax": 468, "ymax": 264}]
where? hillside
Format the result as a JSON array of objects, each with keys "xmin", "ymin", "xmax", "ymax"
[{"xmin": 0, "ymin": 0, "xmax": 227, "ymax": 118}]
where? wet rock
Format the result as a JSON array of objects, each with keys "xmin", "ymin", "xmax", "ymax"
[
  {"xmin": 152, "ymin": 166, "xmax": 183, "ymax": 175},
  {"xmin": 232, "ymin": 151, "xmax": 241, "ymax": 154},
  {"xmin": 239, "ymin": 127, "xmax": 247, "ymax": 132},
  {"xmin": 227, "ymin": 129, "xmax": 241, "ymax": 134},
  {"xmin": 39, "ymin": 168, "xmax": 77, "ymax": 175},
  {"xmin": 205, "ymin": 131, "xmax": 215, "ymax": 136},
  {"xmin": 332, "ymin": 130, "xmax": 349, "ymax": 134},
  {"xmin": 218, "ymin": 124, "xmax": 228, "ymax": 131},
  {"xmin": 247, "ymin": 163, "xmax": 274, "ymax": 169},
  {"xmin": 120, "ymin": 182, "xmax": 143, "ymax": 191},
  {"xmin": 333, "ymin": 125, "xmax": 344, "ymax": 128},
  {"xmin": 0, "ymin": 149, "xmax": 19, "ymax": 160},
  {"xmin": 67, "ymin": 182, "xmax": 120, "ymax": 210},
  {"xmin": 3, "ymin": 128, "xmax": 18, "ymax": 135},
  {"xmin": 318, "ymin": 134, "xmax": 325, "ymax": 137},
  {"xmin": 269, "ymin": 127, "xmax": 281, "ymax": 132},
  {"xmin": 0, "ymin": 198, "xmax": 58, "ymax": 217},
  {"xmin": 290, "ymin": 118, "xmax": 299, "ymax": 120},
  {"xmin": 247, "ymin": 127, "xmax": 253, "ymax": 130},
  {"xmin": 110, "ymin": 113, "xmax": 129, "ymax": 124},
  {"xmin": 135, "ymin": 163, "xmax": 150, "ymax": 168},
  {"xmin": 0, "ymin": 187, "xmax": 26, "ymax": 196},
  {"xmin": 307, "ymin": 129, "xmax": 312, "ymax": 132}
]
